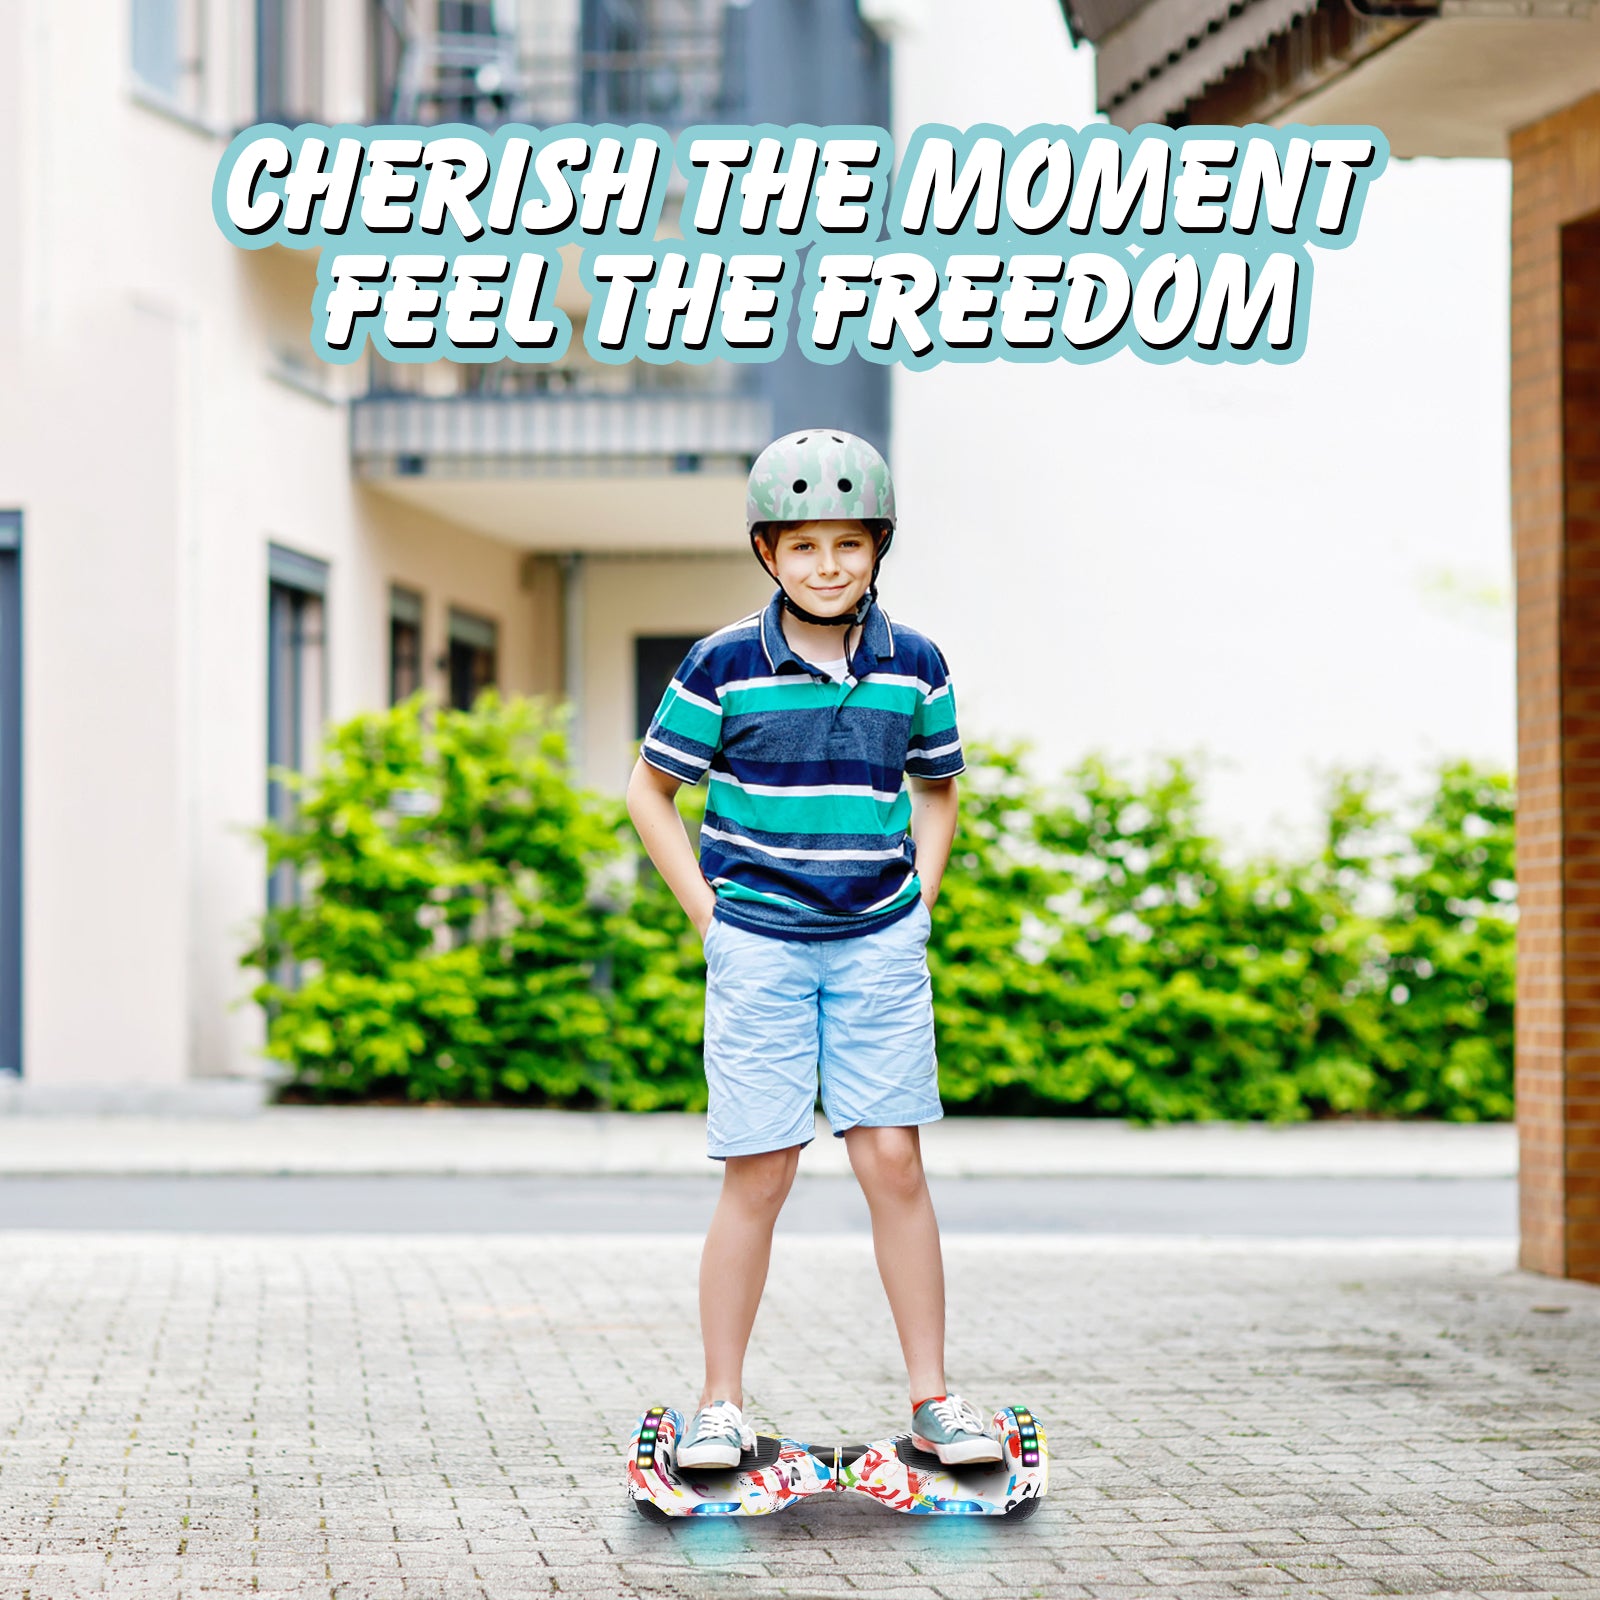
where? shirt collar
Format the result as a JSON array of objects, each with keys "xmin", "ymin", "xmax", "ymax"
[{"xmin": 759, "ymin": 590, "xmax": 895, "ymax": 676}]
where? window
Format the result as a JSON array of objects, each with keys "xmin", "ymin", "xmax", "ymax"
[
  {"xmin": 440, "ymin": 0, "xmax": 498, "ymax": 31},
  {"xmin": 267, "ymin": 546, "xmax": 328, "ymax": 919},
  {"xmin": 0, "ymin": 514, "xmax": 20, "ymax": 1077},
  {"xmin": 390, "ymin": 586, "xmax": 424, "ymax": 705},
  {"xmin": 634, "ymin": 634, "xmax": 701, "ymax": 740},
  {"xmin": 132, "ymin": 0, "xmax": 206, "ymax": 115},
  {"xmin": 432, "ymin": 0, "xmax": 513, "ymax": 125},
  {"xmin": 369, "ymin": 0, "xmax": 405, "ymax": 118},
  {"xmin": 581, "ymin": 0, "xmax": 643, "ymax": 121},
  {"xmin": 579, "ymin": 0, "xmax": 725, "ymax": 127},
  {"xmin": 258, "ymin": 0, "xmax": 325, "ymax": 124},
  {"xmin": 447, "ymin": 609, "xmax": 498, "ymax": 711}
]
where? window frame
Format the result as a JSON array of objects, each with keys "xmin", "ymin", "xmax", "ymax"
[
  {"xmin": 389, "ymin": 584, "xmax": 425, "ymax": 707},
  {"xmin": 130, "ymin": 0, "xmax": 208, "ymax": 122},
  {"xmin": 266, "ymin": 545, "xmax": 329, "ymax": 921}
]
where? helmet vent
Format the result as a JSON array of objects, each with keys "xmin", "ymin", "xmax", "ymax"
[
  {"xmin": 832, "ymin": 434, "xmax": 844, "ymax": 441},
  {"xmin": 796, "ymin": 435, "xmax": 808, "ymax": 443},
  {"xmin": 838, "ymin": 478, "xmax": 852, "ymax": 491},
  {"xmin": 793, "ymin": 478, "xmax": 808, "ymax": 492}
]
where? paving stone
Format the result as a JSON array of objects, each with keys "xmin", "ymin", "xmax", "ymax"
[{"xmin": 1, "ymin": 1236, "xmax": 1599, "ymax": 1599}]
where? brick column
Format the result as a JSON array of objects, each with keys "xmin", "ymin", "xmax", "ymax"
[{"xmin": 1511, "ymin": 94, "xmax": 1600, "ymax": 1281}]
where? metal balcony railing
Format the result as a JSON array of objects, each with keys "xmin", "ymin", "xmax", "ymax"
[
  {"xmin": 350, "ymin": 388, "xmax": 772, "ymax": 478},
  {"xmin": 386, "ymin": 24, "xmax": 735, "ymax": 130}
]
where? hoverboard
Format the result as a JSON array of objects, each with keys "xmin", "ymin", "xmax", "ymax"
[{"xmin": 627, "ymin": 1404, "xmax": 1046, "ymax": 1519}]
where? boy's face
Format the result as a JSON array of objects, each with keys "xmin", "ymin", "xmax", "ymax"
[{"xmin": 759, "ymin": 520, "xmax": 879, "ymax": 620}]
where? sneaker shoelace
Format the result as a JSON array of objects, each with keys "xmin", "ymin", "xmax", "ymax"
[
  {"xmin": 693, "ymin": 1402, "xmax": 751, "ymax": 1446},
  {"xmin": 929, "ymin": 1395, "xmax": 990, "ymax": 1437}
]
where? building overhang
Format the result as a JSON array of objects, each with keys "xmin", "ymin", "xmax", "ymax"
[
  {"xmin": 351, "ymin": 390, "xmax": 771, "ymax": 552},
  {"xmin": 360, "ymin": 470, "xmax": 753, "ymax": 554},
  {"xmin": 1063, "ymin": 0, "xmax": 1600, "ymax": 156}
]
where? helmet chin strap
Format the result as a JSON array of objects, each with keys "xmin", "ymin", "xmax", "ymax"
[{"xmin": 779, "ymin": 585, "xmax": 874, "ymax": 627}]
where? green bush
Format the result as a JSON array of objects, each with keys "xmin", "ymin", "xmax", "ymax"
[
  {"xmin": 934, "ymin": 750, "xmax": 1515, "ymax": 1122},
  {"xmin": 244, "ymin": 696, "xmax": 1515, "ymax": 1120},
  {"xmin": 245, "ymin": 694, "xmax": 624, "ymax": 1104}
]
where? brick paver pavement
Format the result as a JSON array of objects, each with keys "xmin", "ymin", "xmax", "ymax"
[{"xmin": 1, "ymin": 1233, "xmax": 1597, "ymax": 1600}]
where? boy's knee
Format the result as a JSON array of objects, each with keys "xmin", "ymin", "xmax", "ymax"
[
  {"xmin": 723, "ymin": 1146, "xmax": 801, "ymax": 1211},
  {"xmin": 848, "ymin": 1128, "xmax": 927, "ymax": 1203}
]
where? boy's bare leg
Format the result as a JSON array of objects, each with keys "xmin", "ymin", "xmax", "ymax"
[
  {"xmin": 842, "ymin": 1125, "xmax": 946, "ymax": 1402},
  {"xmin": 697, "ymin": 1145, "xmax": 802, "ymax": 1410}
]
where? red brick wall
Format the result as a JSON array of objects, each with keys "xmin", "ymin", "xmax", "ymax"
[{"xmin": 1511, "ymin": 94, "xmax": 1600, "ymax": 1281}]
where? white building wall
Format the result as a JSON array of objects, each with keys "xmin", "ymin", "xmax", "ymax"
[
  {"xmin": 0, "ymin": 0, "xmax": 563, "ymax": 1086},
  {"xmin": 12, "ymin": 302, "xmax": 194, "ymax": 1086},
  {"xmin": 885, "ymin": 0, "xmax": 1515, "ymax": 852}
]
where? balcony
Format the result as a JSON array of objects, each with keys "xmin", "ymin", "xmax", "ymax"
[
  {"xmin": 350, "ymin": 374, "xmax": 771, "ymax": 553},
  {"xmin": 381, "ymin": 8, "xmax": 740, "ymax": 132},
  {"xmin": 352, "ymin": 385, "xmax": 771, "ymax": 472}
]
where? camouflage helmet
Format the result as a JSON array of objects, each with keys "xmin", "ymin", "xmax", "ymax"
[
  {"xmin": 745, "ymin": 428, "xmax": 896, "ymax": 543},
  {"xmin": 746, "ymin": 428, "xmax": 897, "ymax": 625}
]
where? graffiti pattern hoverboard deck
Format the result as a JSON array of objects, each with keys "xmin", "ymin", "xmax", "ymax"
[{"xmin": 627, "ymin": 1404, "xmax": 1046, "ymax": 1519}]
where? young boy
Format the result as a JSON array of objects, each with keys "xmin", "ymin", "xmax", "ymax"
[{"xmin": 625, "ymin": 428, "xmax": 1002, "ymax": 1471}]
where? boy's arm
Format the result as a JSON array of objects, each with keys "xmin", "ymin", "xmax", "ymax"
[
  {"xmin": 626, "ymin": 756, "xmax": 718, "ymax": 935},
  {"xmin": 909, "ymin": 774, "xmax": 959, "ymax": 909}
]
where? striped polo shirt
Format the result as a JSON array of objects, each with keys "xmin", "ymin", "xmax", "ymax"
[{"xmin": 642, "ymin": 592, "xmax": 965, "ymax": 941}]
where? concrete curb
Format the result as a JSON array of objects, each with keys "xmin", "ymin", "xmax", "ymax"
[{"xmin": 0, "ymin": 1105, "xmax": 1517, "ymax": 1178}]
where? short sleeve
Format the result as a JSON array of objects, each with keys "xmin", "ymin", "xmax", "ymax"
[
  {"xmin": 641, "ymin": 641, "xmax": 724, "ymax": 783},
  {"xmin": 906, "ymin": 646, "xmax": 965, "ymax": 779}
]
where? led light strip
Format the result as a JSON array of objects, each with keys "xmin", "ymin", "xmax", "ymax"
[
  {"xmin": 637, "ymin": 1406, "xmax": 667, "ymax": 1470},
  {"xmin": 1013, "ymin": 1407, "xmax": 1040, "ymax": 1469}
]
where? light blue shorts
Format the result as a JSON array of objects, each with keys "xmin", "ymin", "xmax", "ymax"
[{"xmin": 701, "ymin": 898, "xmax": 943, "ymax": 1159}]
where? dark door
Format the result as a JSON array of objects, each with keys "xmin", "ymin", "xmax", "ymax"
[
  {"xmin": 0, "ymin": 513, "xmax": 20, "ymax": 1076},
  {"xmin": 447, "ymin": 608, "xmax": 498, "ymax": 711},
  {"xmin": 635, "ymin": 634, "xmax": 701, "ymax": 739}
]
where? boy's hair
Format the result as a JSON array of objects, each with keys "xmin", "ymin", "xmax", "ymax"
[{"xmin": 751, "ymin": 519, "xmax": 890, "ymax": 558}]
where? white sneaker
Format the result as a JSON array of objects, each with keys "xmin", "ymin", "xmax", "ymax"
[
  {"xmin": 677, "ymin": 1399, "xmax": 756, "ymax": 1469},
  {"xmin": 911, "ymin": 1394, "xmax": 1003, "ymax": 1465}
]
